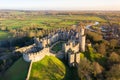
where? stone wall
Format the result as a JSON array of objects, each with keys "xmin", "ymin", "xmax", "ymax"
[
  {"xmin": 23, "ymin": 48, "xmax": 50, "ymax": 62},
  {"xmin": 14, "ymin": 44, "xmax": 35, "ymax": 53},
  {"xmin": 26, "ymin": 61, "xmax": 33, "ymax": 80}
]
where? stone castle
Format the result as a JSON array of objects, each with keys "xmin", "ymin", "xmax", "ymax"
[
  {"xmin": 63, "ymin": 27, "xmax": 86, "ymax": 66},
  {"xmin": 15, "ymin": 26, "xmax": 86, "ymax": 67}
]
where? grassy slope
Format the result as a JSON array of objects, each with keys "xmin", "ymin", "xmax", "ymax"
[
  {"xmin": 1, "ymin": 57, "xmax": 30, "ymax": 80},
  {"xmin": 30, "ymin": 56, "xmax": 66, "ymax": 80}
]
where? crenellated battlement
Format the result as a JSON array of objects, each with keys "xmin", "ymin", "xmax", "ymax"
[
  {"xmin": 64, "ymin": 40, "xmax": 79, "ymax": 53},
  {"xmin": 23, "ymin": 48, "xmax": 50, "ymax": 62}
]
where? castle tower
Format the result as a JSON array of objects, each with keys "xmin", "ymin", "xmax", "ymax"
[
  {"xmin": 80, "ymin": 35, "xmax": 86, "ymax": 52},
  {"xmin": 80, "ymin": 28, "xmax": 85, "ymax": 36},
  {"xmin": 79, "ymin": 26, "xmax": 86, "ymax": 52}
]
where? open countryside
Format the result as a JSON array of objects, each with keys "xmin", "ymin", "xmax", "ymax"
[{"xmin": 0, "ymin": 1, "xmax": 120, "ymax": 80}]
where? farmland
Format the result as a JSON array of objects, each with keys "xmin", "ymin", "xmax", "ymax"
[
  {"xmin": 0, "ymin": 15, "xmax": 106, "ymax": 29},
  {"xmin": 0, "ymin": 12, "xmax": 106, "ymax": 40}
]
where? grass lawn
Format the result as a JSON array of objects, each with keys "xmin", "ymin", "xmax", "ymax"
[
  {"xmin": 51, "ymin": 42, "xmax": 64, "ymax": 53},
  {"xmin": 30, "ymin": 56, "xmax": 66, "ymax": 80},
  {"xmin": 0, "ymin": 57, "xmax": 30, "ymax": 80},
  {"xmin": 0, "ymin": 31, "xmax": 12, "ymax": 40}
]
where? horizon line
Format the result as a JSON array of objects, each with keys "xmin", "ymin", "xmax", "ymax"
[{"xmin": 0, "ymin": 9, "xmax": 120, "ymax": 11}]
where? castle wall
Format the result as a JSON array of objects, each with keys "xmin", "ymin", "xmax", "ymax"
[
  {"xmin": 14, "ymin": 44, "xmax": 35, "ymax": 53},
  {"xmin": 23, "ymin": 48, "xmax": 50, "ymax": 62},
  {"xmin": 23, "ymin": 54, "xmax": 31, "ymax": 62}
]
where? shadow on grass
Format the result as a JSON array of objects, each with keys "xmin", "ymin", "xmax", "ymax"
[{"xmin": 58, "ymin": 58, "xmax": 79, "ymax": 80}]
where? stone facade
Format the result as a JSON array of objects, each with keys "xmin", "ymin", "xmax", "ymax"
[
  {"xmin": 68, "ymin": 51, "xmax": 75, "ymax": 67},
  {"xmin": 67, "ymin": 52, "xmax": 80, "ymax": 67}
]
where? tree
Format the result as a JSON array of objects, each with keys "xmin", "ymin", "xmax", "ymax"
[
  {"xmin": 86, "ymin": 31, "xmax": 102, "ymax": 42},
  {"xmin": 108, "ymin": 52, "xmax": 120, "ymax": 64},
  {"xmin": 106, "ymin": 64, "xmax": 120, "ymax": 80},
  {"xmin": 29, "ymin": 31, "xmax": 36, "ymax": 37},
  {"xmin": 92, "ymin": 62, "xmax": 104, "ymax": 78},
  {"xmin": 98, "ymin": 43, "xmax": 106, "ymax": 55},
  {"xmin": 110, "ymin": 39, "xmax": 118, "ymax": 49},
  {"xmin": 78, "ymin": 58, "xmax": 93, "ymax": 80},
  {"xmin": 36, "ymin": 31, "xmax": 43, "ymax": 37}
]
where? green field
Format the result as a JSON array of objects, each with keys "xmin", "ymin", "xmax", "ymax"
[
  {"xmin": 0, "ymin": 57, "xmax": 30, "ymax": 80},
  {"xmin": 0, "ymin": 31, "xmax": 12, "ymax": 40},
  {"xmin": 0, "ymin": 14, "xmax": 106, "ymax": 40},
  {"xmin": 51, "ymin": 42, "xmax": 64, "ymax": 53},
  {"xmin": 58, "ymin": 15, "xmax": 106, "ymax": 22},
  {"xmin": 30, "ymin": 56, "xmax": 66, "ymax": 80},
  {"xmin": 0, "ymin": 15, "xmax": 106, "ymax": 29}
]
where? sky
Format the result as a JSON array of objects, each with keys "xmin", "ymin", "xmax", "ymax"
[{"xmin": 0, "ymin": 0, "xmax": 120, "ymax": 10}]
